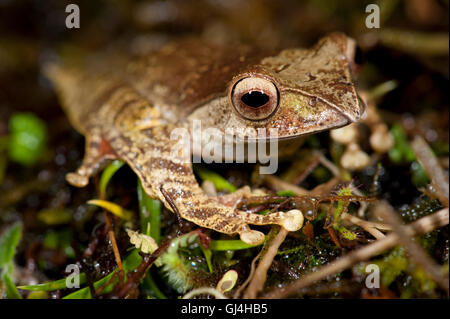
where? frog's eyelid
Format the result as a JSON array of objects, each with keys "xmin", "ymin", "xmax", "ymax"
[{"xmin": 232, "ymin": 77, "xmax": 277, "ymax": 94}]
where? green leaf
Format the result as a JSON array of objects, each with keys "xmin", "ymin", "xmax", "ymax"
[
  {"xmin": 209, "ymin": 239, "xmax": 263, "ymax": 251},
  {"xmin": 20, "ymin": 250, "xmax": 143, "ymax": 297},
  {"xmin": 87, "ymin": 199, "xmax": 133, "ymax": 221},
  {"xmin": 37, "ymin": 208, "xmax": 72, "ymax": 225},
  {"xmin": 141, "ymin": 273, "xmax": 167, "ymax": 299},
  {"xmin": 200, "ymin": 246, "xmax": 213, "ymax": 273},
  {"xmin": 19, "ymin": 273, "xmax": 87, "ymax": 291},
  {"xmin": 137, "ymin": 180, "xmax": 164, "ymax": 299},
  {"xmin": 99, "ymin": 160, "xmax": 125, "ymax": 198},
  {"xmin": 411, "ymin": 161, "xmax": 429, "ymax": 187},
  {"xmin": 138, "ymin": 179, "xmax": 161, "ymax": 244},
  {"xmin": 389, "ymin": 124, "xmax": 416, "ymax": 164},
  {"xmin": 333, "ymin": 224, "xmax": 357, "ymax": 240},
  {"xmin": 63, "ymin": 249, "xmax": 142, "ymax": 299},
  {"xmin": 2, "ymin": 272, "xmax": 22, "ymax": 299},
  {"xmin": 0, "ymin": 222, "xmax": 22, "ymax": 267},
  {"xmin": 369, "ymin": 80, "xmax": 398, "ymax": 100},
  {"xmin": 26, "ymin": 291, "xmax": 48, "ymax": 299},
  {"xmin": 0, "ymin": 224, "xmax": 21, "ymax": 300},
  {"xmin": 194, "ymin": 166, "xmax": 237, "ymax": 192},
  {"xmin": 7, "ymin": 112, "xmax": 47, "ymax": 166},
  {"xmin": 276, "ymin": 190, "xmax": 297, "ymax": 197}
]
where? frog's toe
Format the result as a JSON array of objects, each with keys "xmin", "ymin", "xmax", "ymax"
[
  {"xmin": 66, "ymin": 172, "xmax": 89, "ymax": 187},
  {"xmin": 277, "ymin": 209, "xmax": 304, "ymax": 232},
  {"xmin": 239, "ymin": 229, "xmax": 265, "ymax": 245}
]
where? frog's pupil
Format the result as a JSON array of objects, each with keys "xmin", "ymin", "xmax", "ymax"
[{"xmin": 241, "ymin": 91, "xmax": 269, "ymax": 108}]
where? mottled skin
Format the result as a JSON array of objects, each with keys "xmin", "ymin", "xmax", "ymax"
[{"xmin": 46, "ymin": 33, "xmax": 364, "ymax": 245}]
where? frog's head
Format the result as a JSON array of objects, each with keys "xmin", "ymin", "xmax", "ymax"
[{"xmin": 187, "ymin": 32, "xmax": 365, "ymax": 142}]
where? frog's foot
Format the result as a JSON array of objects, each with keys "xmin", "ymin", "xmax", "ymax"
[
  {"xmin": 66, "ymin": 132, "xmax": 117, "ymax": 187},
  {"xmin": 236, "ymin": 225, "xmax": 266, "ymax": 245},
  {"xmin": 235, "ymin": 209, "xmax": 304, "ymax": 243},
  {"xmin": 237, "ymin": 209, "xmax": 303, "ymax": 231},
  {"xmin": 159, "ymin": 184, "xmax": 304, "ymax": 245}
]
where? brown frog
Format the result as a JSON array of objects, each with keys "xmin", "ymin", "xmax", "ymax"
[{"xmin": 45, "ymin": 32, "xmax": 365, "ymax": 245}]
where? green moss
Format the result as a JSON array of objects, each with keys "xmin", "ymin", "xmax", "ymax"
[{"xmin": 7, "ymin": 112, "xmax": 47, "ymax": 166}]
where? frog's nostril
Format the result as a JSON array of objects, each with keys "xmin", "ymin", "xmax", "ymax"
[{"xmin": 241, "ymin": 91, "xmax": 269, "ymax": 108}]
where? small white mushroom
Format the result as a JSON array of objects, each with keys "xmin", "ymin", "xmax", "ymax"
[
  {"xmin": 216, "ymin": 270, "xmax": 238, "ymax": 294},
  {"xmin": 341, "ymin": 143, "xmax": 370, "ymax": 170},
  {"xmin": 370, "ymin": 123, "xmax": 394, "ymax": 153},
  {"xmin": 280, "ymin": 209, "xmax": 304, "ymax": 232},
  {"xmin": 330, "ymin": 124, "xmax": 358, "ymax": 145}
]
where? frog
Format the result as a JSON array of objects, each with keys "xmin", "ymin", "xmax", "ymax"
[{"xmin": 45, "ymin": 32, "xmax": 365, "ymax": 245}]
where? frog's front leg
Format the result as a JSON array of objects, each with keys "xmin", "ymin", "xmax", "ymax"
[
  {"xmin": 108, "ymin": 126, "xmax": 303, "ymax": 245},
  {"xmin": 66, "ymin": 127, "xmax": 118, "ymax": 187}
]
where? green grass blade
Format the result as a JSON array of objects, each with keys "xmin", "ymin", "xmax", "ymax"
[
  {"xmin": 194, "ymin": 166, "xmax": 237, "ymax": 192},
  {"xmin": 0, "ymin": 222, "xmax": 22, "ymax": 267},
  {"xmin": 209, "ymin": 239, "xmax": 263, "ymax": 251},
  {"xmin": 2, "ymin": 272, "xmax": 22, "ymax": 299},
  {"xmin": 18, "ymin": 273, "xmax": 87, "ymax": 291},
  {"xmin": 138, "ymin": 179, "xmax": 161, "ymax": 244},
  {"xmin": 99, "ymin": 160, "xmax": 125, "ymax": 198}
]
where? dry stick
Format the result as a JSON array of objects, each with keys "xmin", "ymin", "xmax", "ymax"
[
  {"xmin": 261, "ymin": 208, "xmax": 449, "ymax": 299},
  {"xmin": 265, "ymin": 175, "xmax": 385, "ymax": 238},
  {"xmin": 291, "ymin": 154, "xmax": 321, "ymax": 185},
  {"xmin": 341, "ymin": 212, "xmax": 389, "ymax": 239},
  {"xmin": 317, "ymin": 152, "xmax": 341, "ymax": 178},
  {"xmin": 264, "ymin": 174, "xmax": 383, "ymax": 241},
  {"xmin": 103, "ymin": 211, "xmax": 123, "ymax": 271},
  {"xmin": 263, "ymin": 175, "xmax": 309, "ymax": 195},
  {"xmin": 375, "ymin": 201, "xmax": 449, "ymax": 292},
  {"xmin": 114, "ymin": 239, "xmax": 171, "ymax": 298},
  {"xmin": 411, "ymin": 135, "xmax": 449, "ymax": 207},
  {"xmin": 98, "ymin": 186, "xmax": 124, "ymax": 272},
  {"xmin": 233, "ymin": 252, "xmax": 261, "ymax": 299},
  {"xmin": 243, "ymin": 227, "xmax": 289, "ymax": 299},
  {"xmin": 341, "ymin": 212, "xmax": 391, "ymax": 231}
]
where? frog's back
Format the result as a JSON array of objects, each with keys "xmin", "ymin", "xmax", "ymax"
[{"xmin": 45, "ymin": 38, "xmax": 267, "ymax": 133}]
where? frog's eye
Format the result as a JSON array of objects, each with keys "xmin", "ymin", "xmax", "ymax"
[{"xmin": 230, "ymin": 77, "xmax": 279, "ymax": 120}]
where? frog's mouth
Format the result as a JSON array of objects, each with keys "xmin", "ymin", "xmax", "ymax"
[
  {"xmin": 231, "ymin": 122, "xmax": 349, "ymax": 143},
  {"xmin": 229, "ymin": 116, "xmax": 350, "ymax": 143}
]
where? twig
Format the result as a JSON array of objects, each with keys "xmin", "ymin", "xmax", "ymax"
[
  {"xmin": 411, "ymin": 136, "xmax": 449, "ymax": 207},
  {"xmin": 243, "ymin": 227, "xmax": 289, "ymax": 298},
  {"xmin": 374, "ymin": 201, "xmax": 449, "ymax": 292},
  {"xmin": 261, "ymin": 208, "xmax": 449, "ymax": 298},
  {"xmin": 317, "ymin": 152, "xmax": 341, "ymax": 178},
  {"xmin": 103, "ymin": 211, "xmax": 123, "ymax": 272},
  {"xmin": 262, "ymin": 175, "xmax": 309, "ymax": 195},
  {"xmin": 114, "ymin": 239, "xmax": 170, "ymax": 298},
  {"xmin": 233, "ymin": 252, "xmax": 261, "ymax": 299},
  {"xmin": 341, "ymin": 212, "xmax": 390, "ymax": 239}
]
